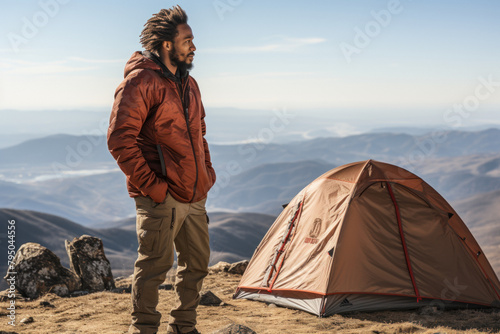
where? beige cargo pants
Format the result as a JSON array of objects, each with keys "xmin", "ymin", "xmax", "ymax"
[{"xmin": 128, "ymin": 193, "xmax": 210, "ymax": 334}]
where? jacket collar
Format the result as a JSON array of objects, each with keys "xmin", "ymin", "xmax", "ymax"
[{"xmin": 143, "ymin": 50, "xmax": 189, "ymax": 83}]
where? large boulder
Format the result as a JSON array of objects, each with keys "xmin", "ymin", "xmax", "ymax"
[
  {"xmin": 65, "ymin": 235, "xmax": 115, "ymax": 292},
  {"xmin": 4, "ymin": 243, "xmax": 81, "ymax": 298}
]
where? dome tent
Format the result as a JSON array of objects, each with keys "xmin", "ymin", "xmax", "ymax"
[{"xmin": 234, "ymin": 160, "xmax": 500, "ymax": 316}]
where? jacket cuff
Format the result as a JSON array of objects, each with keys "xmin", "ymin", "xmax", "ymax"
[{"xmin": 144, "ymin": 181, "xmax": 169, "ymax": 204}]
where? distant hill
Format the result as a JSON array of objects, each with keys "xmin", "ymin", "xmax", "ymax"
[
  {"xmin": 0, "ymin": 208, "xmax": 138, "ymax": 287},
  {"xmin": 208, "ymin": 160, "xmax": 335, "ymax": 214},
  {"xmin": 0, "ymin": 109, "xmax": 110, "ymax": 149},
  {"xmin": 452, "ymin": 189, "xmax": 500, "ymax": 277},
  {"xmin": 0, "ymin": 172, "xmax": 135, "ymax": 226},
  {"xmin": 0, "ymin": 134, "xmax": 114, "ymax": 168},
  {"xmin": 4, "ymin": 153, "xmax": 500, "ymax": 224},
  {"xmin": 210, "ymin": 128, "xmax": 500, "ymax": 171},
  {"xmin": 89, "ymin": 211, "xmax": 277, "ymax": 265},
  {"xmin": 409, "ymin": 153, "xmax": 500, "ymax": 201},
  {"xmin": 2, "ymin": 128, "xmax": 500, "ymax": 172},
  {"xmin": 1, "ymin": 129, "xmax": 499, "ymax": 280},
  {"xmin": 0, "ymin": 209, "xmax": 276, "ymax": 289},
  {"xmin": 0, "ymin": 160, "xmax": 332, "ymax": 223}
]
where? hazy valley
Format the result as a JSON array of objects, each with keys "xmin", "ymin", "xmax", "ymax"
[{"xmin": 1, "ymin": 128, "xmax": 500, "ymax": 285}]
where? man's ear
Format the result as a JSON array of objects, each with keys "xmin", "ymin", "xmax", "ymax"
[{"xmin": 163, "ymin": 41, "xmax": 171, "ymax": 51}]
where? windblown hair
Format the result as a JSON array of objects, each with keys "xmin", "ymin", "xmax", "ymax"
[{"xmin": 140, "ymin": 5, "xmax": 188, "ymax": 56}]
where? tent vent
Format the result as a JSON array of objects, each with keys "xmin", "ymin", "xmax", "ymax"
[
  {"xmin": 448, "ymin": 212, "xmax": 454, "ymax": 219},
  {"xmin": 477, "ymin": 251, "xmax": 482, "ymax": 257},
  {"xmin": 328, "ymin": 248, "xmax": 334, "ymax": 257},
  {"xmin": 339, "ymin": 298, "xmax": 352, "ymax": 307}
]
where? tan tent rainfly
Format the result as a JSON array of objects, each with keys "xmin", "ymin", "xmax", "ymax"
[{"xmin": 234, "ymin": 160, "xmax": 500, "ymax": 316}]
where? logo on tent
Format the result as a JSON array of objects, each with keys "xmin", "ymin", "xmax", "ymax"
[
  {"xmin": 339, "ymin": 298, "xmax": 352, "ymax": 307},
  {"xmin": 305, "ymin": 218, "xmax": 322, "ymax": 244}
]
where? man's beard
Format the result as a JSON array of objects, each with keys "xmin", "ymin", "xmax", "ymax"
[{"xmin": 169, "ymin": 44, "xmax": 193, "ymax": 72}]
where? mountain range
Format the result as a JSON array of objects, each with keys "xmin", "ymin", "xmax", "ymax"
[
  {"xmin": 1, "ymin": 128, "xmax": 499, "ymax": 282},
  {"xmin": 0, "ymin": 208, "xmax": 276, "ymax": 290}
]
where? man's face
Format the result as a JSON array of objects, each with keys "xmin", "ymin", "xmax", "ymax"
[{"xmin": 169, "ymin": 23, "xmax": 196, "ymax": 71}]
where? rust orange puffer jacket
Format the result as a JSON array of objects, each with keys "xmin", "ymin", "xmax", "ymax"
[{"xmin": 107, "ymin": 51, "xmax": 216, "ymax": 204}]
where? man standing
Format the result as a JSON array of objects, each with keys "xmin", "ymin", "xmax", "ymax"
[{"xmin": 107, "ymin": 6, "xmax": 216, "ymax": 334}]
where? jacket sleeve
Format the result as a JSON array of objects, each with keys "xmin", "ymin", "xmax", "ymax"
[
  {"xmin": 107, "ymin": 70, "xmax": 168, "ymax": 203},
  {"xmin": 200, "ymin": 103, "xmax": 216, "ymax": 186}
]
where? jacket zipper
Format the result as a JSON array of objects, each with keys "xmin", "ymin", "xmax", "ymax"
[
  {"xmin": 178, "ymin": 78, "xmax": 199, "ymax": 202},
  {"xmin": 156, "ymin": 144, "xmax": 167, "ymax": 177}
]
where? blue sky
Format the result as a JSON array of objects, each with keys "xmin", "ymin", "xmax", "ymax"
[{"xmin": 1, "ymin": 0, "xmax": 500, "ymax": 128}]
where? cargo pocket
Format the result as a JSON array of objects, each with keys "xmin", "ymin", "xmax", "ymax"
[{"xmin": 136, "ymin": 214, "xmax": 163, "ymax": 255}]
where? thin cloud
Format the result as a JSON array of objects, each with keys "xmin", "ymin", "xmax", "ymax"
[
  {"xmin": 214, "ymin": 71, "xmax": 318, "ymax": 80},
  {"xmin": 68, "ymin": 57, "xmax": 126, "ymax": 64},
  {"xmin": 203, "ymin": 36, "xmax": 326, "ymax": 54},
  {"xmin": 12, "ymin": 64, "xmax": 98, "ymax": 75},
  {"xmin": 0, "ymin": 57, "xmax": 123, "ymax": 75}
]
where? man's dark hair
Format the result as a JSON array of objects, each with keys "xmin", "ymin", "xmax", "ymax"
[{"xmin": 140, "ymin": 5, "xmax": 188, "ymax": 56}]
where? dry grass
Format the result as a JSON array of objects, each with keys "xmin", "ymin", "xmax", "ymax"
[{"xmin": 1, "ymin": 270, "xmax": 499, "ymax": 334}]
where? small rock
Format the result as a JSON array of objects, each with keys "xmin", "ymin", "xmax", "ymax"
[
  {"xmin": 200, "ymin": 290, "xmax": 223, "ymax": 306},
  {"xmin": 111, "ymin": 286, "xmax": 131, "ymax": 293},
  {"xmin": 227, "ymin": 261, "xmax": 249, "ymax": 275},
  {"xmin": 39, "ymin": 301, "xmax": 55, "ymax": 308},
  {"xmin": 209, "ymin": 261, "xmax": 231, "ymax": 273},
  {"xmin": 268, "ymin": 303, "xmax": 277, "ymax": 308},
  {"xmin": 70, "ymin": 290, "xmax": 89, "ymax": 297},
  {"xmin": 219, "ymin": 302, "xmax": 226, "ymax": 307},
  {"xmin": 20, "ymin": 316, "xmax": 34, "ymax": 324},
  {"xmin": 159, "ymin": 284, "xmax": 173, "ymax": 290},
  {"xmin": 212, "ymin": 324, "xmax": 256, "ymax": 334},
  {"xmin": 419, "ymin": 305, "xmax": 439, "ymax": 315}
]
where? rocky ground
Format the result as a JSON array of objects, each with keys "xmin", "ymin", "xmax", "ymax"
[{"xmin": 0, "ymin": 264, "xmax": 499, "ymax": 334}]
